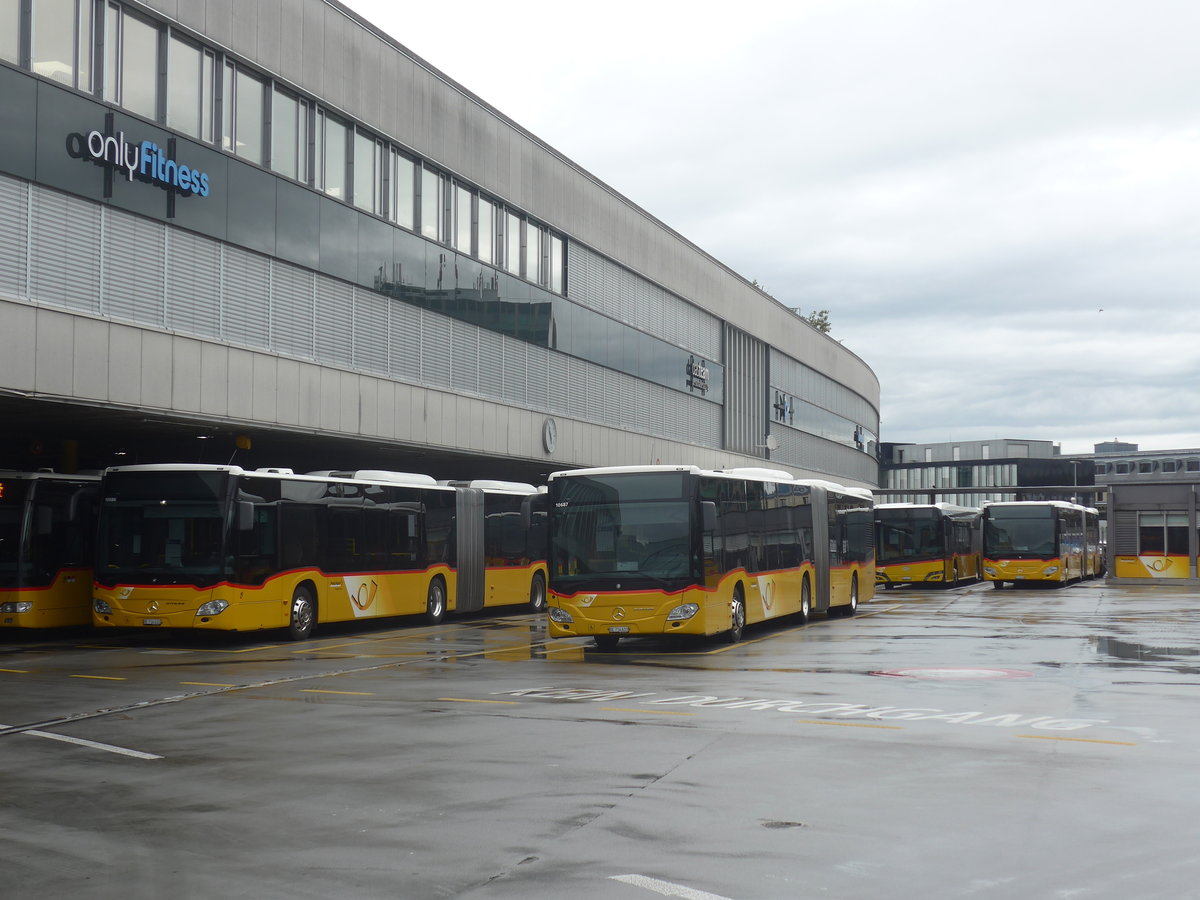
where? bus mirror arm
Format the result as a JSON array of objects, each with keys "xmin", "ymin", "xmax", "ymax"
[{"xmin": 700, "ymin": 501, "xmax": 717, "ymax": 533}]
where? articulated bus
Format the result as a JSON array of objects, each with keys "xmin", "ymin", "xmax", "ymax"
[
  {"xmin": 875, "ymin": 503, "xmax": 982, "ymax": 589},
  {"xmin": 92, "ymin": 465, "xmax": 547, "ymax": 639},
  {"xmin": 0, "ymin": 471, "xmax": 100, "ymax": 629},
  {"xmin": 546, "ymin": 465, "xmax": 874, "ymax": 650},
  {"xmin": 982, "ymin": 501, "xmax": 1101, "ymax": 589}
]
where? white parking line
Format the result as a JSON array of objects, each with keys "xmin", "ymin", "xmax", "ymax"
[
  {"xmin": 611, "ymin": 874, "xmax": 735, "ymax": 900},
  {"xmin": 0, "ymin": 723, "xmax": 162, "ymax": 760}
]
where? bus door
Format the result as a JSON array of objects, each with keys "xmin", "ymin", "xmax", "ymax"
[{"xmin": 455, "ymin": 487, "xmax": 486, "ymax": 613}]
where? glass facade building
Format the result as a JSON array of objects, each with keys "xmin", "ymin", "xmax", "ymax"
[{"xmin": 0, "ymin": 0, "xmax": 879, "ymax": 486}]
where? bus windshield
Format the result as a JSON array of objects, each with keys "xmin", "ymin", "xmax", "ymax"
[
  {"xmin": 985, "ymin": 507, "xmax": 1056, "ymax": 559},
  {"xmin": 551, "ymin": 472, "xmax": 693, "ymax": 587},
  {"xmin": 97, "ymin": 471, "xmax": 230, "ymax": 584},
  {"xmin": 876, "ymin": 509, "xmax": 941, "ymax": 563},
  {"xmin": 0, "ymin": 480, "xmax": 31, "ymax": 587}
]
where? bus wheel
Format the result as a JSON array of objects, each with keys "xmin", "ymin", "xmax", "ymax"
[
  {"xmin": 528, "ymin": 573, "xmax": 547, "ymax": 613},
  {"xmin": 991, "ymin": 580, "xmax": 1004, "ymax": 590},
  {"xmin": 799, "ymin": 576, "xmax": 812, "ymax": 624},
  {"xmin": 287, "ymin": 586, "xmax": 315, "ymax": 641},
  {"xmin": 726, "ymin": 589, "xmax": 746, "ymax": 643},
  {"xmin": 844, "ymin": 575, "xmax": 859, "ymax": 616},
  {"xmin": 426, "ymin": 578, "xmax": 447, "ymax": 625},
  {"xmin": 593, "ymin": 635, "xmax": 620, "ymax": 651}
]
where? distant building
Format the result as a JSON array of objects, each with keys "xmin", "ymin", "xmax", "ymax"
[
  {"xmin": 1066, "ymin": 444, "xmax": 1200, "ymax": 583},
  {"xmin": 880, "ymin": 439, "xmax": 1095, "ymax": 507}
]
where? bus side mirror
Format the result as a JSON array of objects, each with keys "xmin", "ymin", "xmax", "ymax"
[
  {"xmin": 700, "ymin": 501, "xmax": 717, "ymax": 532},
  {"xmin": 237, "ymin": 501, "xmax": 255, "ymax": 531}
]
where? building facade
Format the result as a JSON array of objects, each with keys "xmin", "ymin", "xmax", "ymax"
[
  {"xmin": 0, "ymin": 0, "xmax": 879, "ymax": 487},
  {"xmin": 880, "ymin": 439, "xmax": 1096, "ymax": 507},
  {"xmin": 1072, "ymin": 443, "xmax": 1200, "ymax": 582}
]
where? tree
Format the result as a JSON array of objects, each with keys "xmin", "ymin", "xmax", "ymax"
[{"xmin": 799, "ymin": 309, "xmax": 832, "ymax": 334}]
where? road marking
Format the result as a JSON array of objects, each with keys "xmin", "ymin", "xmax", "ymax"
[
  {"xmin": 300, "ymin": 689, "xmax": 375, "ymax": 696},
  {"xmin": 437, "ymin": 697, "xmax": 520, "ymax": 705},
  {"xmin": 796, "ymin": 719, "xmax": 904, "ymax": 730},
  {"xmin": 0, "ymin": 668, "xmax": 30, "ymax": 674},
  {"xmin": 1016, "ymin": 734, "xmax": 1136, "ymax": 747},
  {"xmin": 180, "ymin": 682, "xmax": 236, "ymax": 687},
  {"xmin": 0, "ymin": 722, "xmax": 161, "ymax": 760},
  {"xmin": 599, "ymin": 708, "xmax": 696, "ymax": 716},
  {"xmin": 611, "ymin": 874, "xmax": 734, "ymax": 900},
  {"xmin": 70, "ymin": 674, "xmax": 126, "ymax": 681}
]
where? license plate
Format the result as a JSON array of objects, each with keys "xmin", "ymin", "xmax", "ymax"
[
  {"xmin": 608, "ymin": 626, "xmax": 630, "ymax": 634},
  {"xmin": 142, "ymin": 618, "xmax": 162, "ymax": 626}
]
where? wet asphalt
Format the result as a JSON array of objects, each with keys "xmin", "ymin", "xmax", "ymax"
[{"xmin": 2, "ymin": 577, "xmax": 1198, "ymax": 899}]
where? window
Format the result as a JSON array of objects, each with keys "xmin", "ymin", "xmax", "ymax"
[
  {"xmin": 320, "ymin": 111, "xmax": 348, "ymax": 199},
  {"xmin": 420, "ymin": 165, "xmax": 443, "ymax": 241},
  {"xmin": 0, "ymin": 0, "xmax": 18, "ymax": 63},
  {"xmin": 453, "ymin": 183, "xmax": 473, "ymax": 252},
  {"xmin": 271, "ymin": 88, "xmax": 308, "ymax": 181},
  {"xmin": 1188, "ymin": 460, "xmax": 1200, "ymax": 473},
  {"xmin": 33, "ymin": 0, "xmax": 91, "ymax": 89},
  {"xmin": 524, "ymin": 221, "xmax": 542, "ymax": 283},
  {"xmin": 353, "ymin": 130, "xmax": 380, "ymax": 213},
  {"xmin": 105, "ymin": 4, "xmax": 158, "ymax": 119},
  {"xmin": 1139, "ymin": 512, "xmax": 1188, "ymax": 556},
  {"xmin": 1162, "ymin": 460, "xmax": 1178, "ymax": 474},
  {"xmin": 1138, "ymin": 461, "xmax": 1154, "ymax": 474},
  {"xmin": 166, "ymin": 34, "xmax": 214, "ymax": 141},
  {"xmin": 1115, "ymin": 462, "xmax": 1130, "ymax": 474},
  {"xmin": 504, "ymin": 211, "xmax": 520, "ymax": 275},
  {"xmin": 477, "ymin": 196, "xmax": 495, "ymax": 264},
  {"xmin": 549, "ymin": 234, "xmax": 564, "ymax": 294},
  {"xmin": 1094, "ymin": 463, "xmax": 1107, "ymax": 475},
  {"xmin": 234, "ymin": 68, "xmax": 265, "ymax": 164},
  {"xmin": 390, "ymin": 149, "xmax": 415, "ymax": 230}
]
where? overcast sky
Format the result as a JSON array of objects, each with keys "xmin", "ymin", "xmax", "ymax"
[{"xmin": 342, "ymin": 0, "xmax": 1200, "ymax": 455}]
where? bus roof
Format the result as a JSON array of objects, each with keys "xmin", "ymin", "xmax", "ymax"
[
  {"xmin": 548, "ymin": 464, "xmax": 872, "ymax": 499},
  {"xmin": 982, "ymin": 500, "xmax": 1099, "ymax": 515},
  {"xmin": 876, "ymin": 502, "xmax": 981, "ymax": 515},
  {"xmin": 102, "ymin": 463, "xmax": 453, "ymax": 492}
]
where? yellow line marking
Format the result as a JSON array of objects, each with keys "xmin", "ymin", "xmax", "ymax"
[
  {"xmin": 436, "ymin": 697, "xmax": 520, "ymax": 705},
  {"xmin": 796, "ymin": 719, "xmax": 904, "ymax": 730},
  {"xmin": 180, "ymin": 681, "xmax": 236, "ymax": 687},
  {"xmin": 598, "ymin": 707, "xmax": 696, "ymax": 716},
  {"xmin": 70, "ymin": 674, "xmax": 126, "ymax": 681},
  {"xmin": 300, "ymin": 689, "xmax": 375, "ymax": 696},
  {"xmin": 1016, "ymin": 734, "xmax": 1136, "ymax": 747},
  {"xmin": 0, "ymin": 668, "xmax": 30, "ymax": 674}
]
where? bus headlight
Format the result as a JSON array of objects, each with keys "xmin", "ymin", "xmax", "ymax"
[
  {"xmin": 547, "ymin": 606, "xmax": 573, "ymax": 624},
  {"xmin": 0, "ymin": 602, "xmax": 33, "ymax": 614},
  {"xmin": 924, "ymin": 572, "xmax": 944, "ymax": 581},
  {"xmin": 196, "ymin": 599, "xmax": 229, "ymax": 616},
  {"xmin": 93, "ymin": 598, "xmax": 112, "ymax": 614},
  {"xmin": 983, "ymin": 566, "xmax": 997, "ymax": 577},
  {"xmin": 666, "ymin": 603, "xmax": 700, "ymax": 621},
  {"xmin": 1043, "ymin": 566, "xmax": 1059, "ymax": 576}
]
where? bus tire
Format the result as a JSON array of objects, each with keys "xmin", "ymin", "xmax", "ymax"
[
  {"xmin": 799, "ymin": 575, "xmax": 812, "ymax": 624},
  {"xmin": 528, "ymin": 572, "xmax": 547, "ymax": 613},
  {"xmin": 593, "ymin": 635, "xmax": 620, "ymax": 651},
  {"xmin": 426, "ymin": 578, "xmax": 447, "ymax": 625},
  {"xmin": 726, "ymin": 588, "xmax": 746, "ymax": 643},
  {"xmin": 992, "ymin": 580, "xmax": 1004, "ymax": 590},
  {"xmin": 844, "ymin": 574, "xmax": 859, "ymax": 616},
  {"xmin": 287, "ymin": 585, "xmax": 316, "ymax": 641}
]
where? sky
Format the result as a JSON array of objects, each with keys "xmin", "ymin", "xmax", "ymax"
[{"xmin": 341, "ymin": 0, "xmax": 1200, "ymax": 455}]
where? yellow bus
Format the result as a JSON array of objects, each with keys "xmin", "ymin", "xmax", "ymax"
[
  {"xmin": 92, "ymin": 465, "xmax": 547, "ymax": 639},
  {"xmin": 982, "ymin": 501, "xmax": 1100, "ymax": 588},
  {"xmin": 546, "ymin": 465, "xmax": 874, "ymax": 650},
  {"xmin": 875, "ymin": 503, "xmax": 982, "ymax": 589},
  {"xmin": 0, "ymin": 471, "xmax": 100, "ymax": 629}
]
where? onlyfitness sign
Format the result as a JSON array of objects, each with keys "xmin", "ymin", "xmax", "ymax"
[{"xmin": 82, "ymin": 129, "xmax": 212, "ymax": 197}]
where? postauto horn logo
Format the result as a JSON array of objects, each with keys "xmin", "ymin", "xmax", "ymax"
[{"xmin": 85, "ymin": 130, "xmax": 211, "ymax": 197}]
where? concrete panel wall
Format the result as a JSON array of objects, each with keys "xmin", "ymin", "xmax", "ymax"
[{"xmin": 3, "ymin": 296, "xmax": 869, "ymax": 486}]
